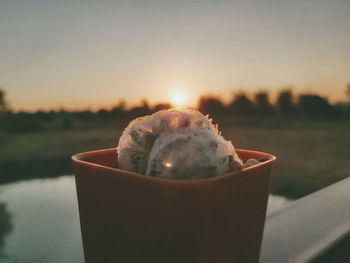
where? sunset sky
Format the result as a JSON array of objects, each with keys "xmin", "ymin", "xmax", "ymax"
[{"xmin": 1, "ymin": 0, "xmax": 349, "ymax": 111}]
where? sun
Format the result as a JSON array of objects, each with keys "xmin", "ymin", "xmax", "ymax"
[{"xmin": 171, "ymin": 91, "xmax": 187, "ymax": 107}]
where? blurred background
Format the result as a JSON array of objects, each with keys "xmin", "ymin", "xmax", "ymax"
[{"xmin": 0, "ymin": 0, "xmax": 349, "ymax": 262}]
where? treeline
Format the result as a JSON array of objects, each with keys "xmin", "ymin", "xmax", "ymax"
[
  {"xmin": 198, "ymin": 90, "xmax": 348, "ymax": 119},
  {"xmin": 0, "ymin": 99, "xmax": 172, "ymax": 132},
  {"xmin": 0, "ymin": 89, "xmax": 349, "ymax": 133}
]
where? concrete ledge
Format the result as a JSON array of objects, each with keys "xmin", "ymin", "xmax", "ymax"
[{"xmin": 260, "ymin": 176, "xmax": 350, "ymax": 263}]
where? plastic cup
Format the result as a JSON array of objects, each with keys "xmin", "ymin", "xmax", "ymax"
[{"xmin": 72, "ymin": 148, "xmax": 275, "ymax": 263}]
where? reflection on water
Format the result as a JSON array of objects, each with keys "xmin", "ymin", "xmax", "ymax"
[
  {"xmin": 0, "ymin": 176, "xmax": 290, "ymax": 263},
  {"xmin": 0, "ymin": 176, "xmax": 84, "ymax": 263},
  {"xmin": 0, "ymin": 203, "xmax": 13, "ymax": 259}
]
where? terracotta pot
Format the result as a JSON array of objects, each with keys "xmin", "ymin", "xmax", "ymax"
[{"xmin": 72, "ymin": 148, "xmax": 276, "ymax": 263}]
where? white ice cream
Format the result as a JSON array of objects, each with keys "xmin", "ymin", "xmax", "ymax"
[{"xmin": 117, "ymin": 109, "xmax": 243, "ymax": 180}]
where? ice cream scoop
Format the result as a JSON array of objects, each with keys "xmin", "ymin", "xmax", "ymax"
[{"xmin": 117, "ymin": 108, "xmax": 244, "ymax": 179}]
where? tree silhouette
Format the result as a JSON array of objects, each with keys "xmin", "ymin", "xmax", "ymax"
[
  {"xmin": 297, "ymin": 94, "xmax": 334, "ymax": 117},
  {"xmin": 227, "ymin": 93, "xmax": 255, "ymax": 116},
  {"xmin": 346, "ymin": 83, "xmax": 350, "ymax": 114},
  {"xmin": 97, "ymin": 109, "xmax": 109, "ymax": 120},
  {"xmin": 277, "ymin": 89, "xmax": 294, "ymax": 116},
  {"xmin": 198, "ymin": 95, "xmax": 226, "ymax": 117},
  {"xmin": 111, "ymin": 100, "xmax": 127, "ymax": 118},
  {"xmin": 128, "ymin": 99, "xmax": 151, "ymax": 117},
  {"xmin": 0, "ymin": 89, "xmax": 8, "ymax": 112},
  {"xmin": 346, "ymin": 83, "xmax": 350, "ymax": 101},
  {"xmin": 254, "ymin": 91, "xmax": 274, "ymax": 115}
]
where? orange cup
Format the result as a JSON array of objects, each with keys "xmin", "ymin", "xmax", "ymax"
[{"xmin": 72, "ymin": 148, "xmax": 275, "ymax": 263}]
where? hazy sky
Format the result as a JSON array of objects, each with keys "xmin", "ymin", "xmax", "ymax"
[{"xmin": 1, "ymin": 0, "xmax": 349, "ymax": 110}]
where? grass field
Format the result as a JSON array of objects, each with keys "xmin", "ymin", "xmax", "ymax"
[{"xmin": 0, "ymin": 118, "xmax": 349, "ymax": 199}]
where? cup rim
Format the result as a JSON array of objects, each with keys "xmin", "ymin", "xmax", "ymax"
[{"xmin": 72, "ymin": 148, "xmax": 276, "ymax": 185}]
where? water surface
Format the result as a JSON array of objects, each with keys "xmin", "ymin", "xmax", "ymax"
[{"xmin": 0, "ymin": 176, "xmax": 290, "ymax": 263}]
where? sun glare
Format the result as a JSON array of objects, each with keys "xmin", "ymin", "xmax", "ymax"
[
  {"xmin": 164, "ymin": 161, "xmax": 172, "ymax": 168},
  {"xmin": 172, "ymin": 91, "xmax": 187, "ymax": 107}
]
